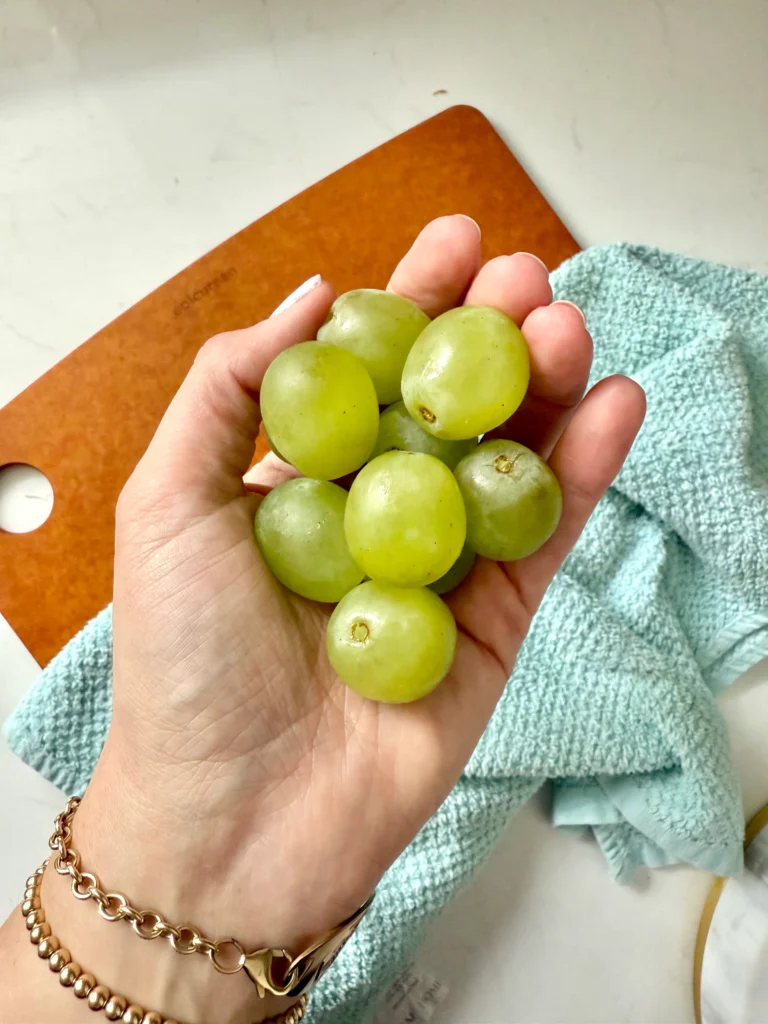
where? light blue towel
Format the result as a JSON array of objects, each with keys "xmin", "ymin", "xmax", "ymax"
[{"xmin": 5, "ymin": 244, "xmax": 768, "ymax": 1023}]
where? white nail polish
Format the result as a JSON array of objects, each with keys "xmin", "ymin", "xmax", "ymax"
[
  {"xmin": 553, "ymin": 300, "xmax": 587, "ymax": 326},
  {"xmin": 270, "ymin": 274, "xmax": 322, "ymax": 317},
  {"xmin": 519, "ymin": 252, "xmax": 550, "ymax": 274}
]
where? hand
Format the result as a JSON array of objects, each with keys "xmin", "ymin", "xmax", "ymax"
[{"xmin": 27, "ymin": 216, "xmax": 644, "ymax": 1023}]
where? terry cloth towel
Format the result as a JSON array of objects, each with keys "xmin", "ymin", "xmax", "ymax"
[{"xmin": 5, "ymin": 244, "xmax": 768, "ymax": 1023}]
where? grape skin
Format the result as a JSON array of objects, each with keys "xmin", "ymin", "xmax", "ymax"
[
  {"xmin": 254, "ymin": 478, "xmax": 364, "ymax": 602},
  {"xmin": 260, "ymin": 341, "xmax": 379, "ymax": 480},
  {"xmin": 401, "ymin": 306, "xmax": 530, "ymax": 440},
  {"xmin": 371, "ymin": 400, "xmax": 477, "ymax": 469},
  {"xmin": 326, "ymin": 580, "xmax": 457, "ymax": 703},
  {"xmin": 255, "ymin": 294, "xmax": 554, "ymax": 706},
  {"xmin": 345, "ymin": 451, "xmax": 466, "ymax": 587},
  {"xmin": 428, "ymin": 544, "xmax": 476, "ymax": 595},
  {"xmin": 454, "ymin": 439, "xmax": 562, "ymax": 561},
  {"xmin": 318, "ymin": 289, "xmax": 430, "ymax": 404},
  {"xmin": 263, "ymin": 427, "xmax": 290, "ymax": 465}
]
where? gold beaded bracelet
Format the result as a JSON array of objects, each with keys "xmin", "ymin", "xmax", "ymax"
[{"xmin": 21, "ymin": 862, "xmax": 308, "ymax": 1024}]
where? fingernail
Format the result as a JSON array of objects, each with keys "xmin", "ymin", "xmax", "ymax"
[
  {"xmin": 518, "ymin": 252, "xmax": 550, "ymax": 274},
  {"xmin": 552, "ymin": 300, "xmax": 587, "ymax": 326},
  {"xmin": 455, "ymin": 214, "xmax": 481, "ymax": 237},
  {"xmin": 270, "ymin": 274, "xmax": 322, "ymax": 317}
]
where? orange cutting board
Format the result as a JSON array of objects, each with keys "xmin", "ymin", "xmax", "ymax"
[{"xmin": 0, "ymin": 105, "xmax": 579, "ymax": 667}]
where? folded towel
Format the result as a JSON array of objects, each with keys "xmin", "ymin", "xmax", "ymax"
[{"xmin": 5, "ymin": 244, "xmax": 768, "ymax": 1023}]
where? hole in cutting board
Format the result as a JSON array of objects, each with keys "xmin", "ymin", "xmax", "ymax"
[{"xmin": 0, "ymin": 464, "xmax": 54, "ymax": 534}]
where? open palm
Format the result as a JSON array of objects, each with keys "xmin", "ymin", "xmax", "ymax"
[{"xmin": 86, "ymin": 216, "xmax": 644, "ymax": 958}]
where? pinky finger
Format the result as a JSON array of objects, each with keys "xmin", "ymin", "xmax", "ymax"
[{"xmin": 506, "ymin": 375, "xmax": 646, "ymax": 613}]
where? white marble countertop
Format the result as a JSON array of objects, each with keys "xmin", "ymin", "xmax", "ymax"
[{"xmin": 2, "ymin": 1, "xmax": 768, "ymax": 1021}]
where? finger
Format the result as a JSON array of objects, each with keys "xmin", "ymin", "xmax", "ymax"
[
  {"xmin": 487, "ymin": 300, "xmax": 593, "ymax": 457},
  {"xmin": 387, "ymin": 214, "xmax": 482, "ymax": 317},
  {"xmin": 463, "ymin": 252, "xmax": 552, "ymax": 325},
  {"xmin": 506, "ymin": 375, "xmax": 646, "ymax": 613},
  {"xmin": 244, "ymin": 452, "xmax": 301, "ymax": 494},
  {"xmin": 133, "ymin": 277, "xmax": 335, "ymax": 505}
]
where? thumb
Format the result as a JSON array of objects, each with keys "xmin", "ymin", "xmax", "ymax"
[{"xmin": 130, "ymin": 275, "xmax": 334, "ymax": 507}]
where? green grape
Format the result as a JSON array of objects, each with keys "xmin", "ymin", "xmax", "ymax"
[
  {"xmin": 263, "ymin": 428, "xmax": 290, "ymax": 465},
  {"xmin": 317, "ymin": 289, "xmax": 430, "ymax": 404},
  {"xmin": 260, "ymin": 341, "xmax": 379, "ymax": 480},
  {"xmin": 345, "ymin": 451, "xmax": 466, "ymax": 587},
  {"xmin": 454, "ymin": 439, "xmax": 562, "ymax": 561},
  {"xmin": 401, "ymin": 306, "xmax": 530, "ymax": 440},
  {"xmin": 428, "ymin": 544, "xmax": 476, "ymax": 595},
  {"xmin": 326, "ymin": 580, "xmax": 457, "ymax": 703},
  {"xmin": 254, "ymin": 478, "xmax": 364, "ymax": 602},
  {"xmin": 371, "ymin": 401, "xmax": 477, "ymax": 469}
]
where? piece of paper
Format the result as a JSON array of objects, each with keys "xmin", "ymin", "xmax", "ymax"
[{"xmin": 374, "ymin": 963, "xmax": 449, "ymax": 1024}]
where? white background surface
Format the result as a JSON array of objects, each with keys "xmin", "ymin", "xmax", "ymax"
[{"xmin": 2, "ymin": 1, "xmax": 768, "ymax": 1021}]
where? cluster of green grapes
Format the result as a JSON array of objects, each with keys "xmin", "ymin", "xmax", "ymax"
[{"xmin": 256, "ymin": 289, "xmax": 562, "ymax": 704}]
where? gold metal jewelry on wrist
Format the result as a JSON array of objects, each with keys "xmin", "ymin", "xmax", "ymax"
[
  {"xmin": 22, "ymin": 860, "xmax": 308, "ymax": 1024},
  {"xmin": 47, "ymin": 797, "xmax": 373, "ymax": 1002}
]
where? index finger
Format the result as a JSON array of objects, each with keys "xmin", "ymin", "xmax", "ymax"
[{"xmin": 386, "ymin": 215, "xmax": 483, "ymax": 317}]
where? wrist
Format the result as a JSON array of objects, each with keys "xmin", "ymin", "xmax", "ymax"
[
  {"xmin": 86, "ymin": 727, "xmax": 376, "ymax": 947},
  {"xmin": 43, "ymin": 781, "xmax": 307, "ymax": 1024},
  {"xmin": 39, "ymin": 862, "xmax": 284, "ymax": 1024},
  {"xmin": 34, "ymin": 734, "xmax": 375, "ymax": 1024}
]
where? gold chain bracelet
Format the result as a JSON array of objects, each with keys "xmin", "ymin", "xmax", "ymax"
[
  {"xmin": 21, "ymin": 863, "xmax": 307, "ymax": 1024},
  {"xmin": 49, "ymin": 797, "xmax": 372, "ymax": 1000},
  {"xmin": 50, "ymin": 798, "xmax": 245, "ymax": 975}
]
